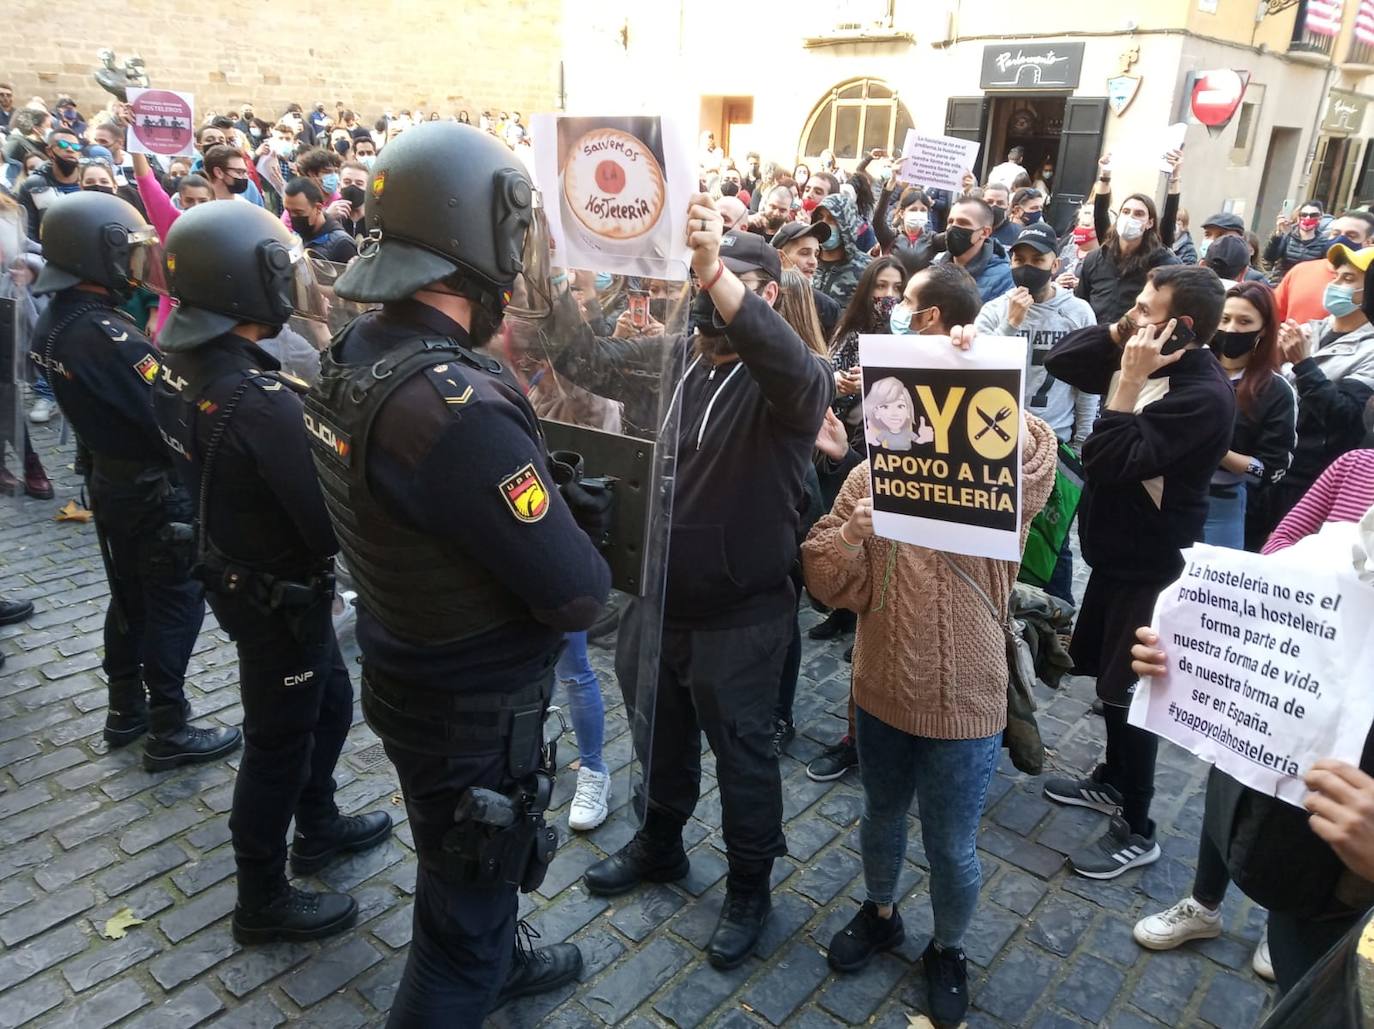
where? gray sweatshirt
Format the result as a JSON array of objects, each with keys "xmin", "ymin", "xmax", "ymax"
[{"xmin": 975, "ymin": 284, "xmax": 1099, "ymax": 445}]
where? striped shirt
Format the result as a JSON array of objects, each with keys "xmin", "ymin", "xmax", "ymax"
[{"xmin": 1262, "ymin": 450, "xmax": 1374, "ymax": 554}]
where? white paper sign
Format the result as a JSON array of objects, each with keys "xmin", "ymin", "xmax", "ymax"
[
  {"xmin": 1129, "ymin": 540, "xmax": 1374, "ymax": 807},
  {"xmin": 531, "ymin": 113, "xmax": 694, "ymax": 281},
  {"xmin": 897, "ymin": 129, "xmax": 981, "ymax": 192},
  {"xmin": 1158, "ymin": 122, "xmax": 1188, "ymax": 173},
  {"xmin": 859, "ymin": 334, "xmax": 1026, "ymax": 561}
]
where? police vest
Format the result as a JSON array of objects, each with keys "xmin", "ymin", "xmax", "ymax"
[{"xmin": 304, "ymin": 331, "xmax": 529, "ymax": 646}]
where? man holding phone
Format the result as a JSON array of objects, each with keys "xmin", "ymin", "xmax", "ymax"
[{"xmin": 1041, "ymin": 266, "xmax": 1235, "ymax": 879}]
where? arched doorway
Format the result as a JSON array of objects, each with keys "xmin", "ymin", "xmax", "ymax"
[{"xmin": 797, "ymin": 77, "xmax": 914, "ymax": 167}]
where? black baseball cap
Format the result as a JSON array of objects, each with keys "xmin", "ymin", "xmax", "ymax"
[
  {"xmin": 769, "ymin": 221, "xmax": 828, "ymax": 250},
  {"xmin": 1202, "ymin": 212, "xmax": 1244, "ymax": 233},
  {"xmin": 1205, "ymin": 235, "xmax": 1251, "ymax": 279},
  {"xmin": 719, "ymin": 230, "xmax": 782, "ymax": 281},
  {"xmin": 1010, "ymin": 222, "xmax": 1059, "ymax": 255}
]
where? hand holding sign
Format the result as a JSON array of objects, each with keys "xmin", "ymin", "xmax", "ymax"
[
  {"xmin": 842, "ymin": 497, "xmax": 875, "ymax": 546},
  {"xmin": 1305, "ymin": 760, "xmax": 1374, "ymax": 882}
]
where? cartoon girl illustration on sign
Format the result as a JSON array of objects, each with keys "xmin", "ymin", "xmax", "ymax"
[{"xmin": 864, "ymin": 376, "xmax": 935, "ymax": 452}]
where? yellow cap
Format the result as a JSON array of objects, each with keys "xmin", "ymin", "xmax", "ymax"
[{"xmin": 1327, "ymin": 243, "xmax": 1374, "ymax": 272}]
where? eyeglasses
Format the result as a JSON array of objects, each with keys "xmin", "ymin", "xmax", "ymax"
[
  {"xmin": 51, "ymin": 140, "xmax": 81, "ymax": 153},
  {"xmin": 1299, "ymin": 210, "xmax": 1321, "ymax": 219}
]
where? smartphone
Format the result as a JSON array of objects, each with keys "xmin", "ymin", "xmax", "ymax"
[
  {"xmin": 628, "ymin": 290, "xmax": 650, "ymax": 330},
  {"xmin": 1161, "ymin": 320, "xmax": 1197, "ymax": 354},
  {"xmin": 1280, "ymin": 199, "xmax": 1294, "ymax": 218}
]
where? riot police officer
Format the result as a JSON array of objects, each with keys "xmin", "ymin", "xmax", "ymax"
[
  {"xmin": 150, "ymin": 201, "xmax": 392, "ymax": 944},
  {"xmin": 28, "ymin": 191, "xmax": 240, "ymax": 770},
  {"xmin": 305, "ymin": 122, "xmax": 611, "ymax": 1024}
]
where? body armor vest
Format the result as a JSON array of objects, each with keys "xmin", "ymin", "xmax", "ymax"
[{"xmin": 304, "ymin": 330, "xmax": 529, "ymax": 646}]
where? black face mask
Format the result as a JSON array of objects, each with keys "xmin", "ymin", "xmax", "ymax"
[
  {"xmin": 1010, "ymin": 265, "xmax": 1052, "ymax": 294},
  {"xmin": 989, "ymin": 205, "xmax": 1008, "ymax": 229},
  {"xmin": 227, "ymin": 176, "xmax": 250, "ymax": 195},
  {"xmin": 946, "ymin": 226, "xmax": 978, "ymax": 258},
  {"xmin": 340, "ymin": 184, "xmax": 366, "ymax": 210},
  {"xmin": 1210, "ymin": 328, "xmax": 1260, "ymax": 359},
  {"xmin": 289, "ymin": 213, "xmax": 316, "ymax": 236},
  {"xmin": 83, "ymin": 184, "xmax": 115, "ymax": 195},
  {"xmin": 692, "ymin": 288, "xmax": 726, "ymax": 337},
  {"xmin": 51, "ymin": 154, "xmax": 78, "ymax": 175}
]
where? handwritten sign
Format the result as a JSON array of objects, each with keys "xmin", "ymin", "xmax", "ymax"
[
  {"xmin": 1129, "ymin": 538, "xmax": 1374, "ymax": 807},
  {"xmin": 126, "ymin": 88, "xmax": 196, "ymax": 158},
  {"xmin": 859, "ymin": 334, "xmax": 1026, "ymax": 561},
  {"xmin": 896, "ymin": 130, "xmax": 982, "ymax": 193}
]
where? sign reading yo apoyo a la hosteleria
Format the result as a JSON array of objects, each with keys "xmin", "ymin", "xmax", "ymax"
[{"xmin": 980, "ymin": 42, "xmax": 1085, "ymax": 90}]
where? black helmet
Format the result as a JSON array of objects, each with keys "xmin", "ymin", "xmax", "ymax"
[
  {"xmin": 33, "ymin": 191, "xmax": 162, "ymax": 296},
  {"xmin": 160, "ymin": 201, "xmax": 315, "ymax": 352},
  {"xmin": 333, "ymin": 122, "xmax": 533, "ymax": 311}
]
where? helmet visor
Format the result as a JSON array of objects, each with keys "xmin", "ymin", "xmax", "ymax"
[
  {"xmin": 286, "ymin": 244, "xmax": 330, "ymax": 323},
  {"xmin": 126, "ymin": 226, "xmax": 168, "ymax": 295}
]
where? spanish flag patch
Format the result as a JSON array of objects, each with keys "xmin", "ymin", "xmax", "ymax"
[{"xmin": 134, "ymin": 355, "xmax": 159, "ymax": 384}]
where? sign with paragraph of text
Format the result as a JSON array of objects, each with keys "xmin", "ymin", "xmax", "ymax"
[
  {"xmin": 1129, "ymin": 538, "xmax": 1374, "ymax": 807},
  {"xmin": 859, "ymin": 334, "xmax": 1026, "ymax": 561}
]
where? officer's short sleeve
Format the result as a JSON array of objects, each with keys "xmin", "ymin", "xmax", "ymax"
[{"xmin": 370, "ymin": 372, "xmax": 610, "ymax": 632}]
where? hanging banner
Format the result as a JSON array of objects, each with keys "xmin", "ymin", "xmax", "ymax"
[
  {"xmin": 126, "ymin": 87, "xmax": 196, "ymax": 158},
  {"xmin": 1129, "ymin": 536, "xmax": 1374, "ymax": 807},
  {"xmin": 531, "ymin": 113, "xmax": 694, "ymax": 281},
  {"xmin": 859, "ymin": 334, "xmax": 1026, "ymax": 561}
]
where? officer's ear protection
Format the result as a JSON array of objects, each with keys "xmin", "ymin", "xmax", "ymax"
[
  {"xmin": 491, "ymin": 168, "xmax": 532, "ymax": 278},
  {"xmin": 101, "ymin": 223, "xmax": 132, "ymax": 286},
  {"xmin": 256, "ymin": 238, "xmax": 297, "ymax": 325}
]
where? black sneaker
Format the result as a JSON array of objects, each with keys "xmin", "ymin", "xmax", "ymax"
[
  {"xmin": 142, "ymin": 723, "xmax": 242, "ymax": 772},
  {"xmin": 771, "ymin": 718, "xmax": 795, "ymax": 756},
  {"xmin": 807, "ymin": 610, "xmax": 852, "ymax": 640},
  {"xmin": 828, "ymin": 901, "xmax": 905, "ymax": 973},
  {"xmin": 1042, "ymin": 764, "xmax": 1123, "ymax": 815},
  {"xmin": 807, "ymin": 737, "xmax": 857, "ymax": 782},
  {"xmin": 922, "ymin": 940, "xmax": 969, "ymax": 1028},
  {"xmin": 493, "ymin": 923, "xmax": 582, "ymax": 1007},
  {"xmin": 843, "ymin": 645, "xmax": 854, "ymax": 663},
  {"xmin": 289, "ymin": 811, "xmax": 394, "ymax": 875},
  {"xmin": 232, "ymin": 886, "xmax": 357, "ymax": 944},
  {"xmin": 0, "ymin": 599, "xmax": 34, "ymax": 626},
  {"xmin": 1069, "ymin": 815, "xmax": 1161, "ymax": 880}
]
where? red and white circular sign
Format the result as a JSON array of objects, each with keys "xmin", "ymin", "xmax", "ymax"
[
  {"xmin": 129, "ymin": 89, "xmax": 195, "ymax": 156},
  {"xmin": 1191, "ymin": 70, "xmax": 1249, "ymax": 128}
]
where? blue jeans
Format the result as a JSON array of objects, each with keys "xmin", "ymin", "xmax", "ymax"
[
  {"xmin": 556, "ymin": 631, "xmax": 606, "ymax": 774},
  {"xmin": 32, "ymin": 375, "xmax": 53, "ymax": 401},
  {"xmin": 1203, "ymin": 487, "xmax": 1246, "ymax": 549},
  {"xmin": 855, "ymin": 705, "xmax": 1000, "ymax": 950}
]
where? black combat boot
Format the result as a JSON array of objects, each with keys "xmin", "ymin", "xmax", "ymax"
[
  {"xmin": 583, "ymin": 813, "xmax": 689, "ymax": 896},
  {"xmin": 231, "ymin": 885, "xmax": 358, "ymax": 945},
  {"xmin": 492, "ymin": 922, "xmax": 583, "ymax": 1008},
  {"xmin": 103, "ymin": 679, "xmax": 148, "ymax": 747},
  {"xmin": 706, "ymin": 861, "xmax": 773, "ymax": 970},
  {"xmin": 289, "ymin": 812, "xmax": 394, "ymax": 875},
  {"xmin": 143, "ymin": 702, "xmax": 242, "ymax": 772}
]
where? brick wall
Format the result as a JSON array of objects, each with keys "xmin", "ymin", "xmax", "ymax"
[{"xmin": 0, "ymin": 0, "xmax": 561, "ymax": 126}]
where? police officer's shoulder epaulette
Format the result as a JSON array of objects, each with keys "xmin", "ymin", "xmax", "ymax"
[
  {"xmin": 93, "ymin": 310, "xmax": 137, "ymax": 343},
  {"xmin": 254, "ymin": 370, "xmax": 310, "ymax": 395},
  {"xmin": 420, "ymin": 362, "xmax": 480, "ymax": 410}
]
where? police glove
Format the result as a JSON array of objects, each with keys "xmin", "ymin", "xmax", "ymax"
[{"xmin": 549, "ymin": 449, "xmax": 614, "ymax": 549}]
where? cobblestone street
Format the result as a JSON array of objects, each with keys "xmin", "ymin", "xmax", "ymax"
[{"xmin": 0, "ymin": 422, "xmax": 1278, "ymax": 1029}]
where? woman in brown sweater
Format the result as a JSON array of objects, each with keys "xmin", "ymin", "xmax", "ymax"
[{"xmin": 802, "ymin": 386, "xmax": 1056, "ymax": 1025}]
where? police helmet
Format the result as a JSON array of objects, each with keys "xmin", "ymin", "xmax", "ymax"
[
  {"xmin": 159, "ymin": 201, "xmax": 315, "ymax": 352},
  {"xmin": 33, "ymin": 191, "xmax": 162, "ymax": 296},
  {"xmin": 333, "ymin": 122, "xmax": 533, "ymax": 312}
]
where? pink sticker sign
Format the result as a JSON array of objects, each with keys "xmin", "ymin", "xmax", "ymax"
[{"xmin": 127, "ymin": 88, "xmax": 196, "ymax": 158}]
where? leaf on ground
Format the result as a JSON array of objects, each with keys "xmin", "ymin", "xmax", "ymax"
[
  {"xmin": 55, "ymin": 500, "xmax": 93, "ymax": 523},
  {"xmin": 101, "ymin": 907, "xmax": 144, "ymax": 940}
]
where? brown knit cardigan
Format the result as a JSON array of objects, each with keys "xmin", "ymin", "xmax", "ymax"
[{"xmin": 802, "ymin": 415, "xmax": 1057, "ymax": 741}]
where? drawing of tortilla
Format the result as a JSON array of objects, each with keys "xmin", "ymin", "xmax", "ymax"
[{"xmin": 561, "ymin": 128, "xmax": 666, "ymax": 251}]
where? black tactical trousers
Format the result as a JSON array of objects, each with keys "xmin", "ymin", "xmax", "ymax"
[
  {"xmin": 616, "ymin": 600, "xmax": 791, "ymax": 869},
  {"xmin": 212, "ymin": 595, "xmax": 351, "ymax": 907}
]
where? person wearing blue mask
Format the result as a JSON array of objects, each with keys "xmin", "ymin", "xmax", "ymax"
[
  {"xmin": 1262, "ymin": 242, "xmax": 1374, "ymax": 536},
  {"xmin": 280, "ymin": 147, "xmax": 346, "ymax": 230}
]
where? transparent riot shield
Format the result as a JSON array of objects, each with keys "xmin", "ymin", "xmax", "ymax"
[
  {"xmin": 1, "ymin": 205, "xmax": 28, "ymax": 511},
  {"xmin": 278, "ymin": 255, "xmax": 377, "ymax": 384},
  {"xmin": 503, "ymin": 202, "xmax": 685, "ymax": 828}
]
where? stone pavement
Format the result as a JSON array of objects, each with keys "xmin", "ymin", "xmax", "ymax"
[{"xmin": 0, "ymin": 422, "xmax": 1277, "ymax": 1029}]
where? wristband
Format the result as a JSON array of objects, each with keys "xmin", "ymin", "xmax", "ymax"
[{"xmin": 702, "ymin": 258, "xmax": 725, "ymax": 292}]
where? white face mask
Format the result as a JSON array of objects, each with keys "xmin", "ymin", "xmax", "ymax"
[
  {"xmin": 903, "ymin": 210, "xmax": 928, "ymax": 232},
  {"xmin": 1116, "ymin": 214, "xmax": 1146, "ymax": 241}
]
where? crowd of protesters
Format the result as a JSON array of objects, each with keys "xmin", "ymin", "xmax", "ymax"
[{"xmin": 1, "ymin": 78, "xmax": 1374, "ymax": 1026}]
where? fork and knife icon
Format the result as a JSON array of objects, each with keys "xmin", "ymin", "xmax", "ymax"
[{"xmin": 973, "ymin": 405, "xmax": 1012, "ymax": 443}]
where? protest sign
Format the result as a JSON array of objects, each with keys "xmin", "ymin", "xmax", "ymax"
[
  {"xmin": 531, "ymin": 113, "xmax": 693, "ymax": 281},
  {"xmin": 126, "ymin": 88, "xmax": 196, "ymax": 158},
  {"xmin": 1129, "ymin": 539, "xmax": 1374, "ymax": 807},
  {"xmin": 897, "ymin": 129, "xmax": 981, "ymax": 192},
  {"xmin": 858, "ymin": 334, "xmax": 1026, "ymax": 561}
]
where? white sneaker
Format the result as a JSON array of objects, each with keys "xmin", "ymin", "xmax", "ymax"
[
  {"xmin": 1133, "ymin": 896, "xmax": 1223, "ymax": 950},
  {"xmin": 28, "ymin": 398, "xmax": 56, "ymax": 424},
  {"xmin": 567, "ymin": 766, "xmax": 610, "ymax": 831},
  {"xmin": 1252, "ymin": 928, "xmax": 1275, "ymax": 982},
  {"xmin": 331, "ymin": 590, "xmax": 357, "ymax": 637}
]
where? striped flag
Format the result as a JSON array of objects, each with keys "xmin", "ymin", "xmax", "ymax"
[
  {"xmin": 1306, "ymin": 0, "xmax": 1345, "ymax": 36},
  {"xmin": 1356, "ymin": 0, "xmax": 1374, "ymax": 45}
]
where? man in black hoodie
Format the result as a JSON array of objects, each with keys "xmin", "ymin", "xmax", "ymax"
[
  {"xmin": 1041, "ymin": 265, "xmax": 1234, "ymax": 880},
  {"xmin": 582, "ymin": 212, "xmax": 833, "ymax": 969}
]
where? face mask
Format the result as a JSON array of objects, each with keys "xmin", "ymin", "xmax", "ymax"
[
  {"xmin": 1298, "ymin": 216, "xmax": 1320, "ymax": 232},
  {"xmin": 340, "ymin": 184, "xmax": 366, "ymax": 210},
  {"xmin": 889, "ymin": 303, "xmax": 915, "ymax": 334},
  {"xmin": 1011, "ymin": 265, "xmax": 1052, "ymax": 294},
  {"xmin": 1329, "ymin": 233, "xmax": 1358, "ymax": 251},
  {"xmin": 51, "ymin": 154, "xmax": 78, "ymax": 174},
  {"xmin": 289, "ymin": 213, "xmax": 316, "ymax": 236},
  {"xmin": 594, "ymin": 271, "xmax": 614, "ymax": 291},
  {"xmin": 946, "ymin": 225, "xmax": 978, "ymax": 258},
  {"xmin": 1198, "ymin": 238, "xmax": 1212, "ymax": 258},
  {"xmin": 801, "ymin": 197, "xmax": 819, "ymax": 213},
  {"xmin": 333, "ymin": 139, "xmax": 350, "ymax": 156},
  {"xmin": 1023, "ymin": 210, "xmax": 1043, "ymax": 225},
  {"xmin": 820, "ymin": 226, "xmax": 842, "ymax": 252},
  {"xmin": 989, "ymin": 206, "xmax": 1007, "ymax": 229},
  {"xmin": 1117, "ymin": 215, "xmax": 1145, "ymax": 242},
  {"xmin": 321, "ymin": 173, "xmax": 340, "ymax": 193},
  {"xmin": 1210, "ymin": 329, "xmax": 1260, "ymax": 359},
  {"xmin": 358, "ymin": 154, "xmax": 375, "ymax": 168},
  {"xmin": 872, "ymin": 295, "xmax": 900, "ymax": 324},
  {"xmin": 83, "ymin": 184, "xmax": 115, "ymax": 195},
  {"xmin": 1072, "ymin": 226, "xmax": 1095, "ymax": 246},
  {"xmin": 1323, "ymin": 282, "xmax": 1362, "ymax": 318},
  {"xmin": 903, "ymin": 210, "xmax": 927, "ymax": 233},
  {"xmin": 692, "ymin": 288, "xmax": 726, "ymax": 336},
  {"xmin": 227, "ymin": 176, "xmax": 250, "ymax": 195}
]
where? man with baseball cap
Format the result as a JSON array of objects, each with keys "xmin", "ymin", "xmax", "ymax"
[
  {"xmin": 1201, "ymin": 212, "xmax": 1264, "ymax": 281},
  {"xmin": 584, "ymin": 210, "xmax": 834, "ymax": 971},
  {"xmin": 1202, "ymin": 234, "xmax": 1252, "ymax": 286},
  {"xmin": 772, "ymin": 220, "xmax": 841, "ymax": 338},
  {"xmin": 973, "ymin": 221, "xmax": 1097, "ymax": 603}
]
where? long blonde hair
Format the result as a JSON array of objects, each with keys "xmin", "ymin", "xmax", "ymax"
[{"xmin": 777, "ymin": 269, "xmax": 828, "ymax": 357}]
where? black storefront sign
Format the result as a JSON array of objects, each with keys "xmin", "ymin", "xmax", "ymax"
[{"xmin": 980, "ymin": 41, "xmax": 1085, "ymax": 91}]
